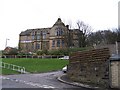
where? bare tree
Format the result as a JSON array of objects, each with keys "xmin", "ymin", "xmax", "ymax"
[
  {"xmin": 76, "ymin": 20, "xmax": 92, "ymax": 47},
  {"xmin": 88, "ymin": 29, "xmax": 119, "ymax": 46}
]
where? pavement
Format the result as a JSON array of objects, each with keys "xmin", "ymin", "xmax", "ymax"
[{"xmin": 57, "ymin": 74, "xmax": 120, "ymax": 90}]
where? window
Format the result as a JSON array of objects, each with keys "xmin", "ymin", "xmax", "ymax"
[
  {"xmin": 36, "ymin": 43, "xmax": 40, "ymax": 49},
  {"xmin": 37, "ymin": 32, "xmax": 41, "ymax": 40},
  {"xmin": 56, "ymin": 28, "xmax": 63, "ymax": 36},
  {"xmin": 37, "ymin": 35, "xmax": 40, "ymax": 40},
  {"xmin": 32, "ymin": 36, "xmax": 35, "ymax": 40},
  {"xmin": 43, "ymin": 42, "xmax": 47, "ymax": 49},
  {"xmin": 52, "ymin": 40, "xmax": 55, "ymax": 47},
  {"xmin": 57, "ymin": 40, "xmax": 60, "ymax": 47},
  {"xmin": 43, "ymin": 31, "xmax": 46, "ymax": 39}
]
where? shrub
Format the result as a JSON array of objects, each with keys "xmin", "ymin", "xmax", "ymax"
[
  {"xmin": 36, "ymin": 47, "xmax": 88, "ymax": 56},
  {"xmin": 36, "ymin": 49, "xmax": 48, "ymax": 55},
  {"xmin": 36, "ymin": 50, "xmax": 43, "ymax": 55}
]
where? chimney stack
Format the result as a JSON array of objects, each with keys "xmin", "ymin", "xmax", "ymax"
[{"xmin": 66, "ymin": 25, "xmax": 69, "ymax": 29}]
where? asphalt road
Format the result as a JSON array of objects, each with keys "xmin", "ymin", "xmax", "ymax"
[{"xmin": 1, "ymin": 71, "xmax": 90, "ymax": 90}]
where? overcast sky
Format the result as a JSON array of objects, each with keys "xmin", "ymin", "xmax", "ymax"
[{"xmin": 0, "ymin": 0, "xmax": 119, "ymax": 50}]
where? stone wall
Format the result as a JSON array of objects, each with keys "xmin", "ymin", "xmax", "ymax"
[
  {"xmin": 110, "ymin": 61, "xmax": 120, "ymax": 88},
  {"xmin": 67, "ymin": 48, "xmax": 110, "ymax": 87}
]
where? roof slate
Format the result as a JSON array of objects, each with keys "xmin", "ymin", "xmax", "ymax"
[{"xmin": 20, "ymin": 28, "xmax": 51, "ymax": 36}]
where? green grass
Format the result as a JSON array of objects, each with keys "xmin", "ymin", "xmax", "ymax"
[
  {"xmin": 1, "ymin": 58, "xmax": 68, "ymax": 75},
  {"xmin": 1, "ymin": 68, "xmax": 20, "ymax": 75}
]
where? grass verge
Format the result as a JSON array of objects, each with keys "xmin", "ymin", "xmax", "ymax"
[{"xmin": 1, "ymin": 58, "xmax": 68, "ymax": 75}]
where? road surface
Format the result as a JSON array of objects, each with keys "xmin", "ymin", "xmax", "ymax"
[{"xmin": 1, "ymin": 71, "xmax": 90, "ymax": 90}]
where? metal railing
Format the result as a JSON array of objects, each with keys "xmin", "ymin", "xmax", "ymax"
[{"xmin": 0, "ymin": 62, "xmax": 26, "ymax": 74}]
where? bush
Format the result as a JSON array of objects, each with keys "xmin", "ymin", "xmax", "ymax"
[
  {"xmin": 36, "ymin": 47, "xmax": 88, "ymax": 56},
  {"xmin": 47, "ymin": 49, "xmax": 69, "ymax": 55},
  {"xmin": 17, "ymin": 52, "xmax": 32, "ymax": 56},
  {"xmin": 36, "ymin": 50, "xmax": 43, "ymax": 55},
  {"xmin": 36, "ymin": 49, "xmax": 48, "ymax": 55}
]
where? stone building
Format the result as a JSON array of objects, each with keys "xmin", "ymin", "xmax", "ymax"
[
  {"xmin": 19, "ymin": 18, "xmax": 82, "ymax": 53},
  {"xmin": 110, "ymin": 55, "xmax": 120, "ymax": 89}
]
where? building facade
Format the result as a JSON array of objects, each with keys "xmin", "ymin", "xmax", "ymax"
[{"xmin": 19, "ymin": 18, "xmax": 81, "ymax": 53}]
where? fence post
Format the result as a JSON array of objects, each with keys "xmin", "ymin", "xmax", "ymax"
[
  {"xmin": 12, "ymin": 65, "xmax": 15, "ymax": 70},
  {"xmin": 7, "ymin": 63, "xmax": 10, "ymax": 69},
  {"xmin": 23, "ymin": 67, "xmax": 25, "ymax": 73}
]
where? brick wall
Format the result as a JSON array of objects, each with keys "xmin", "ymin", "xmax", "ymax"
[{"xmin": 67, "ymin": 48, "xmax": 110, "ymax": 87}]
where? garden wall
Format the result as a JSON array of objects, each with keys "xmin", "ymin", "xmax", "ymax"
[{"xmin": 67, "ymin": 48, "xmax": 110, "ymax": 87}]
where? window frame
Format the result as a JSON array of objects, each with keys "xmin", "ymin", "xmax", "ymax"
[
  {"xmin": 57, "ymin": 39, "xmax": 60, "ymax": 47},
  {"xmin": 52, "ymin": 40, "xmax": 55, "ymax": 47}
]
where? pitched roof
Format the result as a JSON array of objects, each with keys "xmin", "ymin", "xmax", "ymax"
[
  {"xmin": 53, "ymin": 18, "xmax": 65, "ymax": 26},
  {"xmin": 20, "ymin": 28, "xmax": 51, "ymax": 36},
  {"xmin": 20, "ymin": 18, "xmax": 65, "ymax": 36}
]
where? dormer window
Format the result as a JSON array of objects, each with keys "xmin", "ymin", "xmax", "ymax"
[{"xmin": 55, "ymin": 27, "xmax": 63, "ymax": 36}]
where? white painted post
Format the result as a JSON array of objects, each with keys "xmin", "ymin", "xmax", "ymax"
[
  {"xmin": 7, "ymin": 63, "xmax": 10, "ymax": 69},
  {"xmin": 18, "ymin": 66, "xmax": 20, "ymax": 72},
  {"xmin": 23, "ymin": 67, "xmax": 25, "ymax": 73},
  {"xmin": 20, "ymin": 68, "xmax": 25, "ymax": 74},
  {"xmin": 12, "ymin": 65, "xmax": 15, "ymax": 70}
]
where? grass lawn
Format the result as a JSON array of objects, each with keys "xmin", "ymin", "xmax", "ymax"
[{"xmin": 1, "ymin": 58, "xmax": 68, "ymax": 75}]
